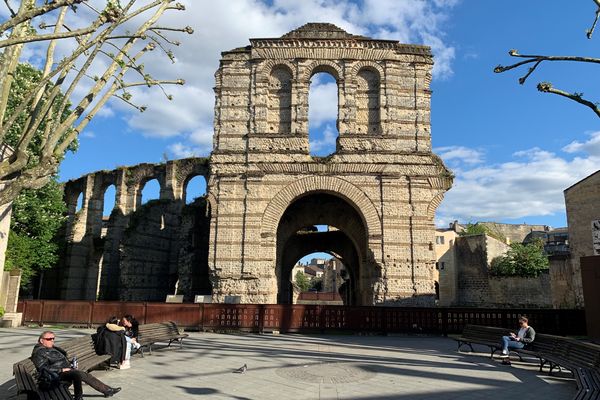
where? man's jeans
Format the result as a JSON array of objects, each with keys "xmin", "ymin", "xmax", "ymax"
[{"xmin": 501, "ymin": 335, "xmax": 525, "ymax": 353}]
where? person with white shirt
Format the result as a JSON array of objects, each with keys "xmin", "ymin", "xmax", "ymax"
[{"xmin": 499, "ymin": 316, "xmax": 536, "ymax": 365}]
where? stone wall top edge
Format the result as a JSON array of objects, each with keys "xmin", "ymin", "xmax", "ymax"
[{"xmin": 63, "ymin": 156, "xmax": 210, "ymax": 185}]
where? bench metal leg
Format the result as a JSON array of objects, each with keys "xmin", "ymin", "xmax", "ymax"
[{"xmin": 457, "ymin": 341, "xmax": 474, "ymax": 353}]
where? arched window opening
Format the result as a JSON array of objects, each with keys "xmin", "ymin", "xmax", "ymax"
[
  {"xmin": 103, "ymin": 185, "xmax": 116, "ymax": 217},
  {"xmin": 356, "ymin": 68, "xmax": 381, "ymax": 134},
  {"xmin": 308, "ymin": 72, "xmax": 338, "ymax": 156},
  {"xmin": 140, "ymin": 179, "xmax": 160, "ymax": 204},
  {"xmin": 435, "ymin": 281, "xmax": 440, "ymax": 300},
  {"xmin": 267, "ymin": 66, "xmax": 292, "ymax": 134},
  {"xmin": 75, "ymin": 193, "xmax": 83, "ymax": 212},
  {"xmin": 184, "ymin": 175, "xmax": 207, "ymax": 204}
]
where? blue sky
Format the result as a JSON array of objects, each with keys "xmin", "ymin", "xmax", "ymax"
[{"xmin": 52, "ymin": 0, "xmax": 600, "ymax": 245}]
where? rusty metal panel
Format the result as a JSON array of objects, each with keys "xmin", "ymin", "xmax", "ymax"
[
  {"xmin": 145, "ymin": 303, "xmax": 202, "ymax": 326},
  {"xmin": 17, "ymin": 301, "xmax": 588, "ymax": 335},
  {"xmin": 90, "ymin": 302, "xmax": 146, "ymax": 325},
  {"xmin": 202, "ymin": 304, "xmax": 261, "ymax": 331},
  {"xmin": 582, "ymin": 255, "xmax": 600, "ymax": 341},
  {"xmin": 41, "ymin": 301, "xmax": 92, "ymax": 325}
]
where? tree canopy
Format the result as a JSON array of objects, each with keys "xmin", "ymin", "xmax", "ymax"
[
  {"xmin": 490, "ymin": 239, "xmax": 549, "ymax": 277},
  {"xmin": 294, "ymin": 270, "xmax": 310, "ymax": 292}
]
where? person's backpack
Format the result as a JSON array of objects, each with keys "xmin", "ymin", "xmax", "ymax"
[{"xmin": 37, "ymin": 367, "xmax": 60, "ymax": 390}]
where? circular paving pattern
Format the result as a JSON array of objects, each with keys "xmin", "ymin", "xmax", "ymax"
[{"xmin": 276, "ymin": 361, "xmax": 376, "ymax": 384}]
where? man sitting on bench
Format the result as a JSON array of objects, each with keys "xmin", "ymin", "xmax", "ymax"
[
  {"xmin": 500, "ymin": 316, "xmax": 536, "ymax": 365},
  {"xmin": 32, "ymin": 331, "xmax": 121, "ymax": 400}
]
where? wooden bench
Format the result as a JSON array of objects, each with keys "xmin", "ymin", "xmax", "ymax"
[
  {"xmin": 13, "ymin": 358, "xmax": 73, "ymax": 400},
  {"xmin": 60, "ymin": 335, "xmax": 112, "ymax": 371},
  {"xmin": 454, "ymin": 324, "xmax": 508, "ymax": 358},
  {"xmin": 12, "ymin": 334, "xmax": 112, "ymax": 400},
  {"xmin": 137, "ymin": 321, "xmax": 189, "ymax": 357},
  {"xmin": 456, "ymin": 325, "xmax": 600, "ymax": 400}
]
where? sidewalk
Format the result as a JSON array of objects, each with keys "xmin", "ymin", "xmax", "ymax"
[{"xmin": 0, "ymin": 328, "xmax": 575, "ymax": 399}]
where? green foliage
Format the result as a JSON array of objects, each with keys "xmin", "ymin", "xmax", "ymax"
[
  {"xmin": 460, "ymin": 222, "xmax": 506, "ymax": 243},
  {"xmin": 4, "ymin": 63, "xmax": 77, "ymax": 166},
  {"xmin": 0, "ymin": 306, "xmax": 4, "ymax": 318},
  {"xmin": 5, "ymin": 178, "xmax": 67, "ymax": 286},
  {"xmin": 490, "ymin": 239, "xmax": 549, "ymax": 277},
  {"xmin": 310, "ymin": 277, "xmax": 323, "ymax": 292},
  {"xmin": 294, "ymin": 270, "xmax": 310, "ymax": 292}
]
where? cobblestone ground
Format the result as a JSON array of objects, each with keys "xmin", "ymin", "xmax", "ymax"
[{"xmin": 0, "ymin": 328, "xmax": 576, "ymax": 400}]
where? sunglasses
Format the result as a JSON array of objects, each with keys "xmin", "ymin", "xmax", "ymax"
[{"xmin": 42, "ymin": 337, "xmax": 55, "ymax": 341}]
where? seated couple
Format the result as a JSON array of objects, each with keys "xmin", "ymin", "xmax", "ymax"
[{"xmin": 95, "ymin": 315, "xmax": 140, "ymax": 369}]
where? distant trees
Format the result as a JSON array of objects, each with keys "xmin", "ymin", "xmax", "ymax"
[
  {"xmin": 495, "ymin": 0, "xmax": 600, "ymax": 118},
  {"xmin": 459, "ymin": 222, "xmax": 506, "ymax": 243},
  {"xmin": 294, "ymin": 270, "xmax": 310, "ymax": 292}
]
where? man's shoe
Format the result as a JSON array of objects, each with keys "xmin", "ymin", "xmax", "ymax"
[
  {"xmin": 74, "ymin": 396, "xmax": 83, "ymax": 400},
  {"xmin": 104, "ymin": 387, "xmax": 121, "ymax": 397}
]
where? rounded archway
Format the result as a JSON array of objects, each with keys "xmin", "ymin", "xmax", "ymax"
[{"xmin": 275, "ymin": 192, "xmax": 371, "ymax": 305}]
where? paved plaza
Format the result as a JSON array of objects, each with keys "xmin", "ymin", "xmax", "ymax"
[{"xmin": 0, "ymin": 328, "xmax": 576, "ymax": 399}]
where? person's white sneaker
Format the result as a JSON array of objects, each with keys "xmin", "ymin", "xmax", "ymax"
[{"xmin": 119, "ymin": 360, "xmax": 131, "ymax": 369}]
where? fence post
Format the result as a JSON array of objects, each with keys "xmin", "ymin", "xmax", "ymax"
[
  {"xmin": 440, "ymin": 308, "xmax": 447, "ymax": 336},
  {"xmin": 39, "ymin": 300, "xmax": 45, "ymax": 326},
  {"xmin": 143, "ymin": 302, "xmax": 148, "ymax": 324},
  {"xmin": 87, "ymin": 301, "xmax": 94, "ymax": 328}
]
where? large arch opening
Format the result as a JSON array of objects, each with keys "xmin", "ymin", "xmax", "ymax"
[{"xmin": 275, "ymin": 192, "xmax": 369, "ymax": 305}]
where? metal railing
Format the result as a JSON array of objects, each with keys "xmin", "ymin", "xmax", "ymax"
[{"xmin": 16, "ymin": 300, "xmax": 587, "ymax": 336}]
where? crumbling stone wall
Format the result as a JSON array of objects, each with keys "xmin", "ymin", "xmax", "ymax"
[
  {"xmin": 45, "ymin": 158, "xmax": 210, "ymax": 301},
  {"xmin": 454, "ymin": 234, "xmax": 553, "ymax": 308}
]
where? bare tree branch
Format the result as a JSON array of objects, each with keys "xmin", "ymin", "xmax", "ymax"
[
  {"xmin": 495, "ymin": 0, "xmax": 600, "ymax": 120},
  {"xmin": 0, "ymin": 0, "xmax": 83, "ymax": 35},
  {"xmin": 0, "ymin": 0, "xmax": 191, "ymax": 204},
  {"xmin": 537, "ymin": 82, "xmax": 600, "ymax": 118}
]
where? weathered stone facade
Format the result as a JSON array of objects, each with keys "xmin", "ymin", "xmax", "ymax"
[
  {"xmin": 564, "ymin": 170, "xmax": 600, "ymax": 307},
  {"xmin": 49, "ymin": 24, "xmax": 452, "ymax": 306}
]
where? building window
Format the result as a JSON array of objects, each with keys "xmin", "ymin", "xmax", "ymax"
[{"xmin": 435, "ymin": 236, "xmax": 445, "ymax": 245}]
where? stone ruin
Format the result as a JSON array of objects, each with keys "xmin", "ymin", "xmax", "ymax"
[{"xmin": 44, "ymin": 23, "xmax": 452, "ymax": 306}]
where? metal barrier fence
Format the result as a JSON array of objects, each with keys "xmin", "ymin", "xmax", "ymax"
[{"xmin": 16, "ymin": 300, "xmax": 587, "ymax": 336}]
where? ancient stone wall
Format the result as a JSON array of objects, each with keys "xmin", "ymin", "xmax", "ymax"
[
  {"xmin": 208, "ymin": 23, "xmax": 452, "ymax": 305},
  {"xmin": 46, "ymin": 158, "xmax": 210, "ymax": 301},
  {"xmin": 564, "ymin": 170, "xmax": 600, "ymax": 307},
  {"xmin": 453, "ymin": 234, "xmax": 554, "ymax": 308},
  {"xmin": 50, "ymin": 24, "xmax": 452, "ymax": 306}
]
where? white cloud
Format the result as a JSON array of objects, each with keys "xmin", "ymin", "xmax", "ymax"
[
  {"xmin": 310, "ymin": 124, "xmax": 338, "ymax": 154},
  {"xmin": 13, "ymin": 0, "xmax": 457, "ymax": 156},
  {"xmin": 80, "ymin": 130, "xmax": 96, "ymax": 139},
  {"xmin": 309, "ymin": 75, "xmax": 338, "ymax": 129},
  {"xmin": 435, "ymin": 146, "xmax": 484, "ymax": 165},
  {"xmin": 436, "ymin": 135, "xmax": 600, "ymax": 224},
  {"xmin": 562, "ymin": 131, "xmax": 600, "ymax": 156}
]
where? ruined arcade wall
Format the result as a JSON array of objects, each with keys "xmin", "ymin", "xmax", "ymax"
[{"xmin": 46, "ymin": 158, "xmax": 211, "ymax": 302}]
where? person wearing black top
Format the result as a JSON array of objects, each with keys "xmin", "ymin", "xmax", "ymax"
[
  {"xmin": 31, "ymin": 331, "xmax": 121, "ymax": 400},
  {"xmin": 121, "ymin": 314, "xmax": 140, "ymax": 368}
]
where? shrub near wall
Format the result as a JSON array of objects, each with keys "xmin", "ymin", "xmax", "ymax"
[{"xmin": 491, "ymin": 239, "xmax": 549, "ymax": 277}]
